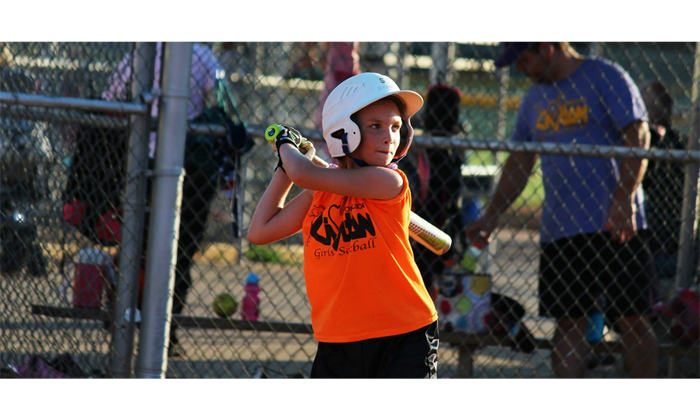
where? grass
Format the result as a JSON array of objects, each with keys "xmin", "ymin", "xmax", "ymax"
[{"xmin": 244, "ymin": 244, "xmax": 295, "ymax": 265}]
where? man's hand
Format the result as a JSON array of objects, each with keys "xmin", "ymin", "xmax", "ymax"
[
  {"xmin": 464, "ymin": 151, "xmax": 537, "ymax": 247},
  {"xmin": 605, "ymin": 194, "xmax": 637, "ymax": 243},
  {"xmin": 464, "ymin": 214, "xmax": 498, "ymax": 246}
]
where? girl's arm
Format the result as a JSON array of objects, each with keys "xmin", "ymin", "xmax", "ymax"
[
  {"xmin": 247, "ymin": 168, "xmax": 314, "ymax": 245},
  {"xmin": 279, "ymin": 144, "xmax": 404, "ymax": 200}
]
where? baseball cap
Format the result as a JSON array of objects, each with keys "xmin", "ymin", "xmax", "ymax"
[{"xmin": 494, "ymin": 42, "xmax": 539, "ymax": 68}]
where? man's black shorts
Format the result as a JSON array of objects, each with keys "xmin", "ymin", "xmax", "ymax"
[
  {"xmin": 310, "ymin": 321, "xmax": 439, "ymax": 378},
  {"xmin": 539, "ymin": 231, "xmax": 655, "ymax": 320}
]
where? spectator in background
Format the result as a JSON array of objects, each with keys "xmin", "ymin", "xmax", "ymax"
[
  {"xmin": 103, "ymin": 42, "xmax": 223, "ymax": 358},
  {"xmin": 640, "ymin": 81, "xmax": 686, "ymax": 279},
  {"xmin": 465, "ymin": 42, "xmax": 658, "ymax": 378}
]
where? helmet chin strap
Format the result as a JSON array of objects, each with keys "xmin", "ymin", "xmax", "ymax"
[
  {"xmin": 341, "ymin": 132, "xmax": 402, "ymax": 169},
  {"xmin": 341, "ymin": 132, "xmax": 370, "ymax": 168}
]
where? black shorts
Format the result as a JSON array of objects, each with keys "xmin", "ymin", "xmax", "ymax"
[
  {"xmin": 539, "ymin": 232, "xmax": 655, "ymax": 320},
  {"xmin": 310, "ymin": 321, "xmax": 439, "ymax": 378}
]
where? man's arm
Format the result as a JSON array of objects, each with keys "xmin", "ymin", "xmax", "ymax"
[
  {"xmin": 605, "ymin": 120, "xmax": 651, "ymax": 242},
  {"xmin": 465, "ymin": 151, "xmax": 537, "ymax": 242}
]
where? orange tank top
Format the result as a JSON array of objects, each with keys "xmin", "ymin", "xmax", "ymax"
[{"xmin": 301, "ymin": 169, "xmax": 437, "ymax": 343}]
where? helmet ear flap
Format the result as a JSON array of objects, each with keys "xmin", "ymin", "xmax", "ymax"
[
  {"xmin": 400, "ymin": 118, "xmax": 409, "ymax": 141},
  {"xmin": 394, "ymin": 117, "xmax": 413, "ymax": 161},
  {"xmin": 327, "ymin": 118, "xmax": 361, "ymax": 158}
]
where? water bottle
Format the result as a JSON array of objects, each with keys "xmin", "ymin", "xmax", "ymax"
[
  {"xmin": 586, "ymin": 312, "xmax": 605, "ymax": 342},
  {"xmin": 460, "ymin": 240, "xmax": 485, "ymax": 273},
  {"xmin": 241, "ymin": 273, "xmax": 261, "ymax": 321},
  {"xmin": 586, "ymin": 295, "xmax": 605, "ymax": 342}
]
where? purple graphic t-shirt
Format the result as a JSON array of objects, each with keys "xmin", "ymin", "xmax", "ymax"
[{"xmin": 512, "ymin": 57, "xmax": 649, "ymax": 243}]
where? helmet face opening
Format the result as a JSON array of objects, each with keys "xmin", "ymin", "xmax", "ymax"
[{"xmin": 322, "ymin": 73, "xmax": 423, "ymax": 160}]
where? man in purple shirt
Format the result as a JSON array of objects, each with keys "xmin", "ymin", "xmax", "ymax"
[{"xmin": 465, "ymin": 42, "xmax": 658, "ymax": 377}]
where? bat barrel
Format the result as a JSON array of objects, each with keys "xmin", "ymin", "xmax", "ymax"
[{"xmin": 408, "ymin": 212, "xmax": 452, "ymax": 255}]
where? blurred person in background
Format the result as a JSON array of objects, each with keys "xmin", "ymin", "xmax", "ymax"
[{"xmin": 465, "ymin": 42, "xmax": 658, "ymax": 378}]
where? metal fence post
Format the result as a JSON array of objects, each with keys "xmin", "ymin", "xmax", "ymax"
[
  {"xmin": 135, "ymin": 42, "xmax": 193, "ymax": 379},
  {"xmin": 108, "ymin": 42, "xmax": 156, "ymax": 378},
  {"xmin": 674, "ymin": 42, "xmax": 700, "ymax": 290}
]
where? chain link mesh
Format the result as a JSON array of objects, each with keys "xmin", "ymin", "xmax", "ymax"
[{"xmin": 0, "ymin": 42, "xmax": 697, "ymax": 379}]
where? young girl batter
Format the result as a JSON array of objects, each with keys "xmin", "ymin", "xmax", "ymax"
[{"xmin": 248, "ymin": 73, "xmax": 438, "ymax": 378}]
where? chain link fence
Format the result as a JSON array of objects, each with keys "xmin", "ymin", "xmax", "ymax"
[{"xmin": 0, "ymin": 42, "xmax": 698, "ymax": 379}]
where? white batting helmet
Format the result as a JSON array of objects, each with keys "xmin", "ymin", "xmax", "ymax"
[{"xmin": 321, "ymin": 72, "xmax": 423, "ymax": 161}]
